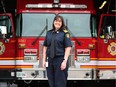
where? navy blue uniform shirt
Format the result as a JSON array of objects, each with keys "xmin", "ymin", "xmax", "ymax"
[{"xmin": 43, "ymin": 29, "xmax": 72, "ymax": 57}]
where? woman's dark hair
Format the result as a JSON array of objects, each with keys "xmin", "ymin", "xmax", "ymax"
[{"xmin": 52, "ymin": 15, "xmax": 66, "ymax": 31}]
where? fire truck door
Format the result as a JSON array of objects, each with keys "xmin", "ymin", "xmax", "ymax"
[
  {"xmin": 98, "ymin": 15, "xmax": 116, "ymax": 58},
  {"xmin": 0, "ymin": 14, "xmax": 15, "ymax": 67},
  {"xmin": 97, "ymin": 15, "xmax": 116, "ymax": 79}
]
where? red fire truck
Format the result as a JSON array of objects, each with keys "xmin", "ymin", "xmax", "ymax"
[
  {"xmin": 15, "ymin": 0, "xmax": 98, "ymax": 85},
  {"xmin": 0, "ymin": 0, "xmax": 115, "ymax": 86},
  {"xmin": 0, "ymin": 0, "xmax": 16, "ymax": 86},
  {"xmin": 97, "ymin": 13, "xmax": 116, "ymax": 79},
  {"xmin": 0, "ymin": 13, "xmax": 15, "ymax": 85},
  {"xmin": 93, "ymin": 0, "xmax": 116, "ymax": 80}
]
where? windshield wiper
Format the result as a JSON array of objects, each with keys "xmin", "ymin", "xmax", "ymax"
[
  {"xmin": 31, "ymin": 19, "xmax": 48, "ymax": 45},
  {"xmin": 66, "ymin": 19, "xmax": 81, "ymax": 46}
]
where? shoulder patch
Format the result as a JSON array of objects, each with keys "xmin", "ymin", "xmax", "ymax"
[
  {"xmin": 63, "ymin": 29, "xmax": 70, "ymax": 38},
  {"xmin": 66, "ymin": 33, "xmax": 70, "ymax": 38}
]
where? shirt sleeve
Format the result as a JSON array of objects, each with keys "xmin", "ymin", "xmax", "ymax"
[{"xmin": 64, "ymin": 32, "xmax": 72, "ymax": 48}]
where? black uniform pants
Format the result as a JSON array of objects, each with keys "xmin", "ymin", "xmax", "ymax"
[{"xmin": 46, "ymin": 56, "xmax": 68, "ymax": 87}]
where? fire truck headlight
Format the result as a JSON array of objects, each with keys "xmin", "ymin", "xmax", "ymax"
[
  {"xmin": 23, "ymin": 49, "xmax": 38, "ymax": 62},
  {"xmin": 77, "ymin": 56, "xmax": 90, "ymax": 63},
  {"xmin": 24, "ymin": 56, "xmax": 38, "ymax": 62}
]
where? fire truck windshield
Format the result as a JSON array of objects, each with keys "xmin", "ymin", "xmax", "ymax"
[
  {"xmin": 16, "ymin": 13, "xmax": 97, "ymax": 37},
  {"xmin": 59, "ymin": 13, "xmax": 97, "ymax": 37}
]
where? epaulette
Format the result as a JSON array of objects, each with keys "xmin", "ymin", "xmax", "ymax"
[{"xmin": 63, "ymin": 29, "xmax": 69, "ymax": 33}]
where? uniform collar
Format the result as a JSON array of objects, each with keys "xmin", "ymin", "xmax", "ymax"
[{"xmin": 52, "ymin": 30, "xmax": 60, "ymax": 33}]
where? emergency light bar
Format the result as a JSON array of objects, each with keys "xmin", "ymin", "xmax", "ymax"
[{"xmin": 26, "ymin": 4, "xmax": 87, "ymax": 9}]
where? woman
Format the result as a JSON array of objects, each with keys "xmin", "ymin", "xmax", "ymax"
[{"xmin": 43, "ymin": 15, "xmax": 72, "ymax": 87}]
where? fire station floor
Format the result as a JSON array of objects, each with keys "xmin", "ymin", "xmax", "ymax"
[{"xmin": 7, "ymin": 80, "xmax": 115, "ymax": 87}]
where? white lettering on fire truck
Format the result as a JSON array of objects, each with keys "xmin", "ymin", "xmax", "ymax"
[
  {"xmin": 0, "ymin": 42, "xmax": 5, "ymax": 55},
  {"xmin": 107, "ymin": 42, "xmax": 116, "ymax": 56}
]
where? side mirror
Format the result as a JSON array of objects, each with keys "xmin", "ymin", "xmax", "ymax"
[
  {"xmin": 0, "ymin": 26, "xmax": 7, "ymax": 34},
  {"xmin": 105, "ymin": 26, "xmax": 113, "ymax": 39},
  {"xmin": 107, "ymin": 26, "xmax": 113, "ymax": 35},
  {"xmin": 0, "ymin": 26, "xmax": 7, "ymax": 39}
]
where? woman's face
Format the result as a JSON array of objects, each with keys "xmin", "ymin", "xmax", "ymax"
[{"xmin": 54, "ymin": 17, "xmax": 62, "ymax": 30}]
